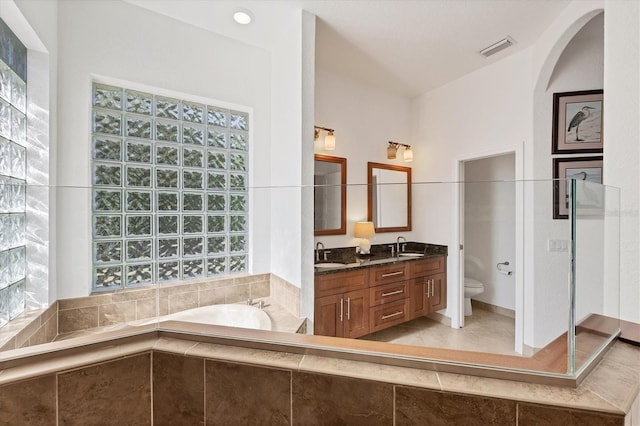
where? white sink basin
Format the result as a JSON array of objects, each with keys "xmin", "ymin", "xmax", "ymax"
[
  {"xmin": 314, "ymin": 262, "xmax": 347, "ymax": 268},
  {"xmin": 399, "ymin": 253, "xmax": 424, "ymax": 258}
]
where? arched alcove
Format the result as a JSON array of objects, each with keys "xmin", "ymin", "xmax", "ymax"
[{"xmin": 525, "ymin": 10, "xmax": 605, "ymax": 349}]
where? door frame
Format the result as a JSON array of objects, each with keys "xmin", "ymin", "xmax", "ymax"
[{"xmin": 454, "ymin": 143, "xmax": 524, "ymax": 354}]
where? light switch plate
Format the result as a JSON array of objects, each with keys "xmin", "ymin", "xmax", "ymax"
[{"xmin": 548, "ymin": 239, "xmax": 568, "ymax": 252}]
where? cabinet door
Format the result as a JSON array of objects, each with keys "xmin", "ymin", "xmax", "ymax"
[
  {"xmin": 314, "ymin": 294, "xmax": 344, "ymax": 338},
  {"xmin": 427, "ymin": 273, "xmax": 447, "ymax": 312},
  {"xmin": 410, "ymin": 256, "xmax": 445, "ymax": 278},
  {"xmin": 343, "ymin": 289, "xmax": 370, "ymax": 338},
  {"xmin": 409, "ymin": 276, "xmax": 428, "ymax": 319}
]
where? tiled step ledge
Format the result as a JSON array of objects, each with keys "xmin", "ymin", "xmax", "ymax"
[{"xmin": 0, "ymin": 321, "xmax": 638, "ymax": 417}]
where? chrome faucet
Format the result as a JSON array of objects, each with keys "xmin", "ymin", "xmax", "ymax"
[
  {"xmin": 396, "ymin": 236, "xmax": 407, "ymax": 254},
  {"xmin": 315, "ymin": 241, "xmax": 325, "ymax": 262}
]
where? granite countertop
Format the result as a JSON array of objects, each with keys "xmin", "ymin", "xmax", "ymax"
[{"xmin": 314, "ymin": 242, "xmax": 448, "ymax": 275}]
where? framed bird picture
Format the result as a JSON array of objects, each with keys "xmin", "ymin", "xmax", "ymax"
[
  {"xmin": 553, "ymin": 156, "xmax": 603, "ymax": 219},
  {"xmin": 552, "ymin": 90, "xmax": 603, "ymax": 154}
]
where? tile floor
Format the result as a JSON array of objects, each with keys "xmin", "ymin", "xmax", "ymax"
[{"xmin": 361, "ymin": 307, "xmax": 521, "ymax": 356}]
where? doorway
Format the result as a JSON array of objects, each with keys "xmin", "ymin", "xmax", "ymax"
[{"xmin": 458, "ymin": 151, "xmax": 523, "ymax": 354}]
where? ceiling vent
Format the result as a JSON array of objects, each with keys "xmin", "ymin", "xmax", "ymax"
[{"xmin": 479, "ymin": 36, "xmax": 515, "ymax": 57}]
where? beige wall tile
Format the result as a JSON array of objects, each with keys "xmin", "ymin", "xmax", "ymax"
[
  {"xmin": 199, "ymin": 287, "xmax": 225, "ymax": 306},
  {"xmin": 58, "ymin": 306, "xmax": 99, "ymax": 334},
  {"xmin": 197, "ymin": 277, "xmax": 234, "ymax": 291},
  {"xmin": 153, "ymin": 352, "xmax": 204, "ymax": 425},
  {"xmin": 41, "ymin": 302, "xmax": 58, "ymax": 323},
  {"xmin": 168, "ymin": 291, "xmax": 198, "ymax": 314},
  {"xmin": 0, "ymin": 336, "xmax": 16, "ymax": 351},
  {"xmin": 28, "ymin": 326, "xmax": 48, "ymax": 346},
  {"xmin": 157, "ymin": 295, "xmax": 169, "ymax": 316},
  {"xmin": 14, "ymin": 317, "xmax": 41, "ymax": 348},
  {"xmin": 111, "ymin": 287, "xmax": 156, "ymax": 303},
  {"xmin": 99, "ymin": 301, "xmax": 137, "ymax": 326},
  {"xmin": 136, "ymin": 297, "xmax": 159, "ymax": 320},
  {"xmin": 58, "ymin": 293, "xmax": 112, "ymax": 310},
  {"xmin": 225, "ymin": 283, "xmax": 250, "ymax": 304},
  {"xmin": 44, "ymin": 315, "xmax": 57, "ymax": 342},
  {"xmin": 0, "ymin": 375, "xmax": 56, "ymax": 425},
  {"xmin": 159, "ymin": 282, "xmax": 200, "ymax": 297},
  {"xmin": 270, "ymin": 274, "xmax": 300, "ymax": 317},
  {"xmin": 58, "ymin": 353, "xmax": 152, "ymax": 425},
  {"xmin": 234, "ymin": 273, "xmax": 269, "ymax": 286},
  {"xmin": 250, "ymin": 280, "xmax": 270, "ymax": 299},
  {"xmin": 206, "ymin": 360, "xmax": 291, "ymax": 425}
]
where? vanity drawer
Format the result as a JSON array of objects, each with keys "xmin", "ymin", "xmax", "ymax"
[
  {"xmin": 315, "ymin": 269, "xmax": 367, "ymax": 298},
  {"xmin": 369, "ymin": 263, "xmax": 409, "ymax": 286},
  {"xmin": 369, "ymin": 299, "xmax": 410, "ymax": 333},
  {"xmin": 369, "ymin": 281, "xmax": 408, "ymax": 307},
  {"xmin": 410, "ymin": 256, "xmax": 445, "ymax": 278}
]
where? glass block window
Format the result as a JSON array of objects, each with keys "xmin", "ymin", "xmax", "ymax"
[
  {"xmin": 0, "ymin": 18, "xmax": 27, "ymax": 329},
  {"xmin": 91, "ymin": 83, "xmax": 249, "ymax": 290}
]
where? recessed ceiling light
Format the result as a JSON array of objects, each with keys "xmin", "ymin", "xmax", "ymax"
[{"xmin": 233, "ymin": 9, "xmax": 253, "ymax": 25}]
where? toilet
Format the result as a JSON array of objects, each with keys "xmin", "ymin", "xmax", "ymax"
[{"xmin": 464, "ymin": 277, "xmax": 485, "ymax": 316}]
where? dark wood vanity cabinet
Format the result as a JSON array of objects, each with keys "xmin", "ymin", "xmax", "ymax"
[
  {"xmin": 314, "ymin": 270, "xmax": 370, "ymax": 338},
  {"xmin": 314, "ymin": 256, "xmax": 446, "ymax": 338},
  {"xmin": 409, "ymin": 257, "xmax": 447, "ymax": 319}
]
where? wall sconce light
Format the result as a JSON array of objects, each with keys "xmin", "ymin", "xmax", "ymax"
[
  {"xmin": 387, "ymin": 141, "xmax": 413, "ymax": 162},
  {"xmin": 314, "ymin": 126, "xmax": 336, "ymax": 150},
  {"xmin": 354, "ymin": 221, "xmax": 375, "ymax": 254}
]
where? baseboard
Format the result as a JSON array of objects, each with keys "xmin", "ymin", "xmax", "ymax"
[
  {"xmin": 472, "ymin": 300, "xmax": 515, "ymax": 319},
  {"xmin": 427, "ymin": 310, "xmax": 451, "ymax": 327}
]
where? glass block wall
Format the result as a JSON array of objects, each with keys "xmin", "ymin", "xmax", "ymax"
[
  {"xmin": 0, "ymin": 18, "xmax": 27, "ymax": 328},
  {"xmin": 91, "ymin": 83, "xmax": 250, "ymax": 291}
]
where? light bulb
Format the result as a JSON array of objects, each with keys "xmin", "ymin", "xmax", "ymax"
[
  {"xmin": 404, "ymin": 146, "xmax": 413, "ymax": 162},
  {"xmin": 324, "ymin": 133, "xmax": 336, "ymax": 150},
  {"xmin": 387, "ymin": 144, "xmax": 397, "ymax": 159}
]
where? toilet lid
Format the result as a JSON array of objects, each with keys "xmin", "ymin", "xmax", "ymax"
[{"xmin": 464, "ymin": 277, "xmax": 483, "ymax": 288}]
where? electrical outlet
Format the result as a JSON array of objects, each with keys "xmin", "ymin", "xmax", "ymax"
[{"xmin": 548, "ymin": 239, "xmax": 568, "ymax": 252}]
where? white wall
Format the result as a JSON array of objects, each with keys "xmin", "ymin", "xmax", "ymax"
[
  {"xmin": 603, "ymin": 0, "xmax": 640, "ymax": 324},
  {"xmin": 269, "ymin": 9, "xmax": 316, "ymax": 322},
  {"xmin": 411, "ymin": 48, "xmax": 531, "ymax": 329},
  {"xmin": 56, "ymin": 0, "xmax": 272, "ymax": 299},
  {"xmin": 412, "ymin": 0, "xmax": 629, "ymax": 348},
  {"xmin": 464, "ymin": 154, "xmax": 516, "ymax": 311},
  {"xmin": 314, "ymin": 68, "xmax": 413, "ymax": 249}
]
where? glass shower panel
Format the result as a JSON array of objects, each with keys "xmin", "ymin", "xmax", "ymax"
[{"xmin": 572, "ymin": 180, "xmax": 621, "ymax": 374}]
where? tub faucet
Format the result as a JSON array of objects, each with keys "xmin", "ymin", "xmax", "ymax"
[
  {"xmin": 396, "ymin": 236, "xmax": 407, "ymax": 254},
  {"xmin": 315, "ymin": 241, "xmax": 325, "ymax": 262}
]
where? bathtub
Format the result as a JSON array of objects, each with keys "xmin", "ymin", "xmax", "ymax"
[{"xmin": 139, "ymin": 304, "xmax": 272, "ymax": 331}]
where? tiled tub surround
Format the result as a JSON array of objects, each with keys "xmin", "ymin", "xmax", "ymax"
[
  {"xmin": 0, "ymin": 303, "xmax": 57, "ymax": 351},
  {"xmin": 0, "ymin": 273, "xmax": 304, "ymax": 351},
  {"xmin": 57, "ymin": 273, "xmax": 275, "ymax": 334},
  {"xmin": 0, "ymin": 326, "xmax": 638, "ymax": 425}
]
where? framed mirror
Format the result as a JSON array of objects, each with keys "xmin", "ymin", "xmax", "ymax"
[
  {"xmin": 314, "ymin": 154, "xmax": 347, "ymax": 235},
  {"xmin": 367, "ymin": 162, "xmax": 412, "ymax": 232}
]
